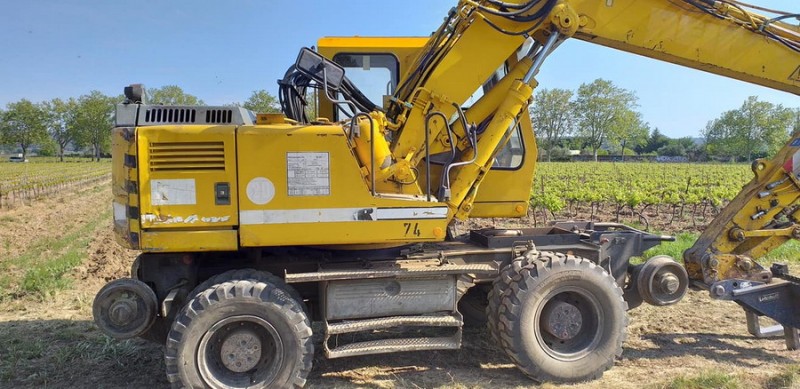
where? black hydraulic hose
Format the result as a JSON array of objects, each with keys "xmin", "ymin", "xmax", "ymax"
[{"xmin": 476, "ymin": 0, "xmax": 539, "ymax": 17}]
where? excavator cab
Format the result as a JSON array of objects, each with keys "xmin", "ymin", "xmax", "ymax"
[{"xmin": 317, "ymin": 37, "xmax": 537, "ymax": 218}]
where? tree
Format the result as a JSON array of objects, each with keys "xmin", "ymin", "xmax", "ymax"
[
  {"xmin": 703, "ymin": 96, "xmax": 793, "ymax": 162},
  {"xmin": 44, "ymin": 97, "xmax": 79, "ymax": 161},
  {"xmin": 74, "ymin": 91, "xmax": 116, "ymax": 161},
  {"xmin": 530, "ymin": 88, "xmax": 574, "ymax": 162},
  {"xmin": 305, "ymin": 91, "xmax": 318, "ymax": 120},
  {"xmin": 703, "ymin": 111, "xmax": 740, "ymax": 162},
  {"xmin": 636, "ymin": 128, "xmax": 670, "ymax": 154},
  {"xmin": 242, "ymin": 90, "xmax": 280, "ymax": 114},
  {"xmin": 573, "ymin": 79, "xmax": 638, "ymax": 161},
  {"xmin": 608, "ymin": 110, "xmax": 648, "ymax": 161},
  {"xmin": 0, "ymin": 99, "xmax": 48, "ymax": 158},
  {"xmin": 790, "ymin": 107, "xmax": 800, "ymax": 136},
  {"xmin": 147, "ymin": 85, "xmax": 204, "ymax": 105}
]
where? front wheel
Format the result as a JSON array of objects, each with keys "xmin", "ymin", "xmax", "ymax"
[
  {"xmin": 495, "ymin": 254, "xmax": 627, "ymax": 383},
  {"xmin": 165, "ymin": 279, "xmax": 313, "ymax": 389}
]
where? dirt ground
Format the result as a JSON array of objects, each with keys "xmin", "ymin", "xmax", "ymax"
[{"xmin": 0, "ymin": 186, "xmax": 797, "ymax": 388}]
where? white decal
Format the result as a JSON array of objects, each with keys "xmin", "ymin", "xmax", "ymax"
[
  {"xmin": 239, "ymin": 207, "xmax": 448, "ymax": 225},
  {"xmin": 246, "ymin": 177, "xmax": 275, "ymax": 205},
  {"xmin": 142, "ymin": 213, "xmax": 230, "ymax": 225},
  {"xmin": 151, "ymin": 179, "xmax": 197, "ymax": 206},
  {"xmin": 287, "ymin": 152, "xmax": 330, "ymax": 196}
]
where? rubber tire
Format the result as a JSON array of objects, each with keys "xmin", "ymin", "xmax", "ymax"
[
  {"xmin": 188, "ymin": 268, "xmax": 307, "ymax": 315},
  {"xmin": 458, "ymin": 285, "xmax": 490, "ymax": 327},
  {"xmin": 165, "ymin": 279, "xmax": 313, "ymax": 389},
  {"xmin": 496, "ymin": 254, "xmax": 627, "ymax": 383},
  {"xmin": 187, "ymin": 269, "xmax": 303, "ymax": 305},
  {"xmin": 93, "ymin": 278, "xmax": 158, "ymax": 339},
  {"xmin": 138, "ymin": 269, "xmax": 306, "ymax": 345},
  {"xmin": 487, "ymin": 251, "xmax": 561, "ymax": 345}
]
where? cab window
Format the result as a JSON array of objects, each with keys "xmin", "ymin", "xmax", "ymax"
[{"xmin": 332, "ymin": 53, "xmax": 399, "ymax": 119}]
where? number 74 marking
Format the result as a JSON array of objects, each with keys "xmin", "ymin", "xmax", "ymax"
[{"xmin": 403, "ymin": 222, "xmax": 421, "ymax": 237}]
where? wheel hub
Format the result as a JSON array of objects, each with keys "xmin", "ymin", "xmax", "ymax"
[
  {"xmin": 219, "ymin": 328, "xmax": 262, "ymax": 373},
  {"xmin": 541, "ymin": 301, "xmax": 583, "ymax": 340},
  {"xmin": 657, "ymin": 273, "xmax": 680, "ymax": 295}
]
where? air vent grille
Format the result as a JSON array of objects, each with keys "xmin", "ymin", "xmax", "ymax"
[
  {"xmin": 206, "ymin": 109, "xmax": 233, "ymax": 124},
  {"xmin": 148, "ymin": 142, "xmax": 225, "ymax": 171},
  {"xmin": 144, "ymin": 108, "xmax": 197, "ymax": 124}
]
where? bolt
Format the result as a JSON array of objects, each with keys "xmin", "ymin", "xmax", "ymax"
[
  {"xmin": 729, "ymin": 228, "xmax": 746, "ymax": 242},
  {"xmin": 738, "ymin": 258, "xmax": 753, "ymax": 271},
  {"xmin": 708, "ymin": 257, "xmax": 719, "ymax": 269},
  {"xmin": 657, "ymin": 273, "xmax": 680, "ymax": 294},
  {"xmin": 712, "ymin": 284, "xmax": 726, "ymax": 297}
]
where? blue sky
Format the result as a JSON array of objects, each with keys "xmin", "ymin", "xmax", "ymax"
[{"xmin": 0, "ymin": 0, "xmax": 797, "ymax": 138}]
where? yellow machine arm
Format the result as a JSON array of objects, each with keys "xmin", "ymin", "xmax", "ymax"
[{"xmin": 369, "ymin": 0, "xmax": 800, "ymax": 285}]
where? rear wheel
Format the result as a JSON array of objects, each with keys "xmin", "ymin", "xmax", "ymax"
[
  {"xmin": 487, "ymin": 251, "xmax": 561, "ymax": 344},
  {"xmin": 165, "ymin": 280, "xmax": 313, "ymax": 389},
  {"xmin": 495, "ymin": 254, "xmax": 627, "ymax": 383}
]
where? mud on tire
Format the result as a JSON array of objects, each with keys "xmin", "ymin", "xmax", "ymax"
[
  {"xmin": 165, "ymin": 280, "xmax": 313, "ymax": 389},
  {"xmin": 494, "ymin": 253, "xmax": 627, "ymax": 383}
]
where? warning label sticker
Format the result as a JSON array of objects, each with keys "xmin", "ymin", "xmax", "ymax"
[{"xmin": 287, "ymin": 152, "xmax": 330, "ymax": 196}]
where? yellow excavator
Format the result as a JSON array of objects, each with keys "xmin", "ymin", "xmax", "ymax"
[{"xmin": 94, "ymin": 0, "xmax": 800, "ymax": 387}]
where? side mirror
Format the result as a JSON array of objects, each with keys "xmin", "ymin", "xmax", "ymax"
[{"xmin": 295, "ymin": 48, "xmax": 345, "ymax": 91}]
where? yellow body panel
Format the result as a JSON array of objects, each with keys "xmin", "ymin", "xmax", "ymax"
[
  {"xmin": 236, "ymin": 123, "xmax": 448, "ymax": 247},
  {"xmin": 471, "ymin": 113, "xmax": 537, "ymax": 218},
  {"xmin": 140, "ymin": 230, "xmax": 238, "ymax": 252},
  {"xmin": 137, "ymin": 125, "xmax": 239, "ymax": 230}
]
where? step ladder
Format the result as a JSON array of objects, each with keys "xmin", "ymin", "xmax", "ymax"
[{"xmin": 323, "ymin": 312, "xmax": 463, "ymax": 358}]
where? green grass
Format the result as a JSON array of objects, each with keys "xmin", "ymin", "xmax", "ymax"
[
  {"xmin": 0, "ymin": 322, "xmax": 161, "ymax": 386},
  {"xmin": 661, "ymin": 370, "xmax": 741, "ymax": 389},
  {"xmin": 764, "ymin": 364, "xmax": 800, "ymax": 389},
  {"xmin": 634, "ymin": 232, "xmax": 699, "ymax": 264},
  {"xmin": 635, "ymin": 231, "xmax": 800, "ymax": 266},
  {"xmin": 0, "ymin": 207, "xmax": 110, "ymax": 300}
]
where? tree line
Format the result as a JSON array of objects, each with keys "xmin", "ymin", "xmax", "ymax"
[
  {"xmin": 0, "ymin": 86, "xmax": 280, "ymax": 161},
  {"xmin": 3, "ymin": 80, "xmax": 796, "ymax": 163},
  {"xmin": 531, "ymin": 78, "xmax": 799, "ymax": 162}
]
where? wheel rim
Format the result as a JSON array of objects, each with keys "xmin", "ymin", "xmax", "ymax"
[
  {"xmin": 198, "ymin": 315, "xmax": 284, "ymax": 388},
  {"xmin": 534, "ymin": 286, "xmax": 604, "ymax": 361}
]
